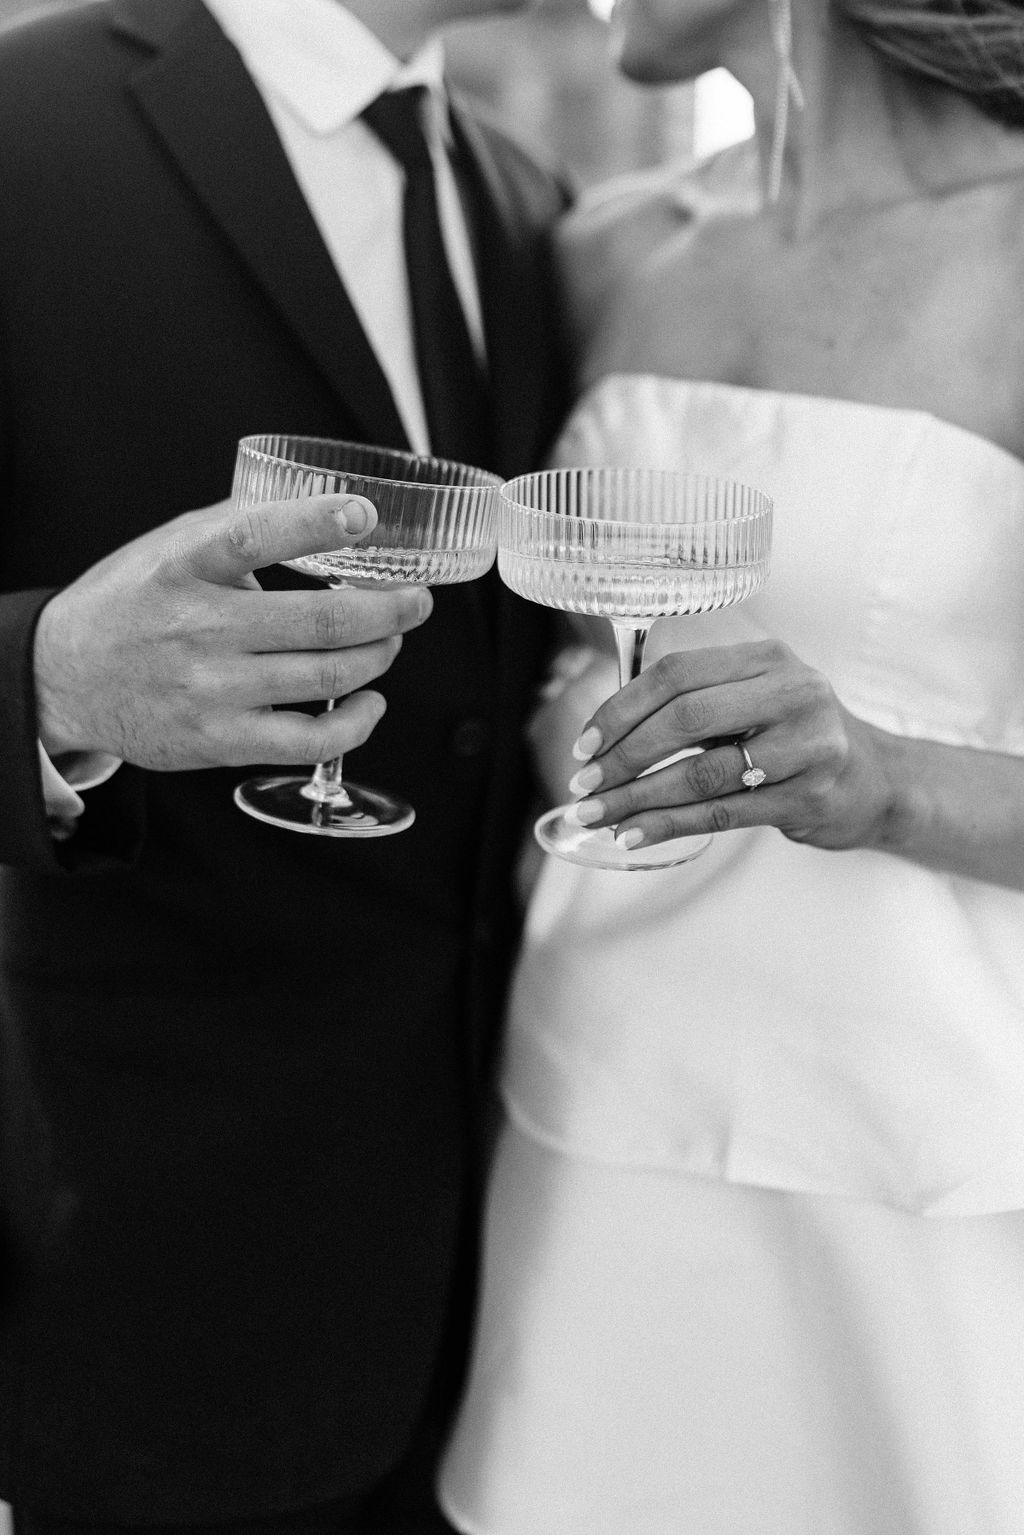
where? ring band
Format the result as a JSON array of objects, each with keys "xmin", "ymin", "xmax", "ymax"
[{"xmin": 739, "ymin": 744, "xmax": 766, "ymax": 790}]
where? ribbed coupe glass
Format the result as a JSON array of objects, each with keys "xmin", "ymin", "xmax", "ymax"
[
  {"xmin": 499, "ymin": 468, "xmax": 773, "ymax": 870},
  {"xmin": 233, "ymin": 435, "xmax": 500, "ymax": 837}
]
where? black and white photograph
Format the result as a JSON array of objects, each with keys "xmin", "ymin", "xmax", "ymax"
[{"xmin": 1, "ymin": 0, "xmax": 1023, "ymax": 1531}]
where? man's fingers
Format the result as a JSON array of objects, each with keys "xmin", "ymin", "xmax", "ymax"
[
  {"xmin": 242, "ymin": 584, "xmax": 433, "ymax": 653},
  {"xmin": 243, "ymin": 693, "xmax": 387, "ymax": 766},
  {"xmin": 166, "ymin": 497, "xmax": 234, "ymax": 534},
  {"xmin": 240, "ymin": 637, "xmax": 404, "ymax": 707},
  {"xmin": 181, "ymin": 494, "xmax": 378, "ymax": 583}
]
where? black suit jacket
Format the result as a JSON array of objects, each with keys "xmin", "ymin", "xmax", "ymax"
[{"xmin": 0, "ymin": 0, "xmax": 569, "ymax": 1519}]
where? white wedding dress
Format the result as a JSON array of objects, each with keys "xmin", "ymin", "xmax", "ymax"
[{"xmin": 439, "ymin": 376, "xmax": 1024, "ymax": 1535}]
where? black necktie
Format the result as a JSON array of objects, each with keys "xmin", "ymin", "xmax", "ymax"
[{"xmin": 362, "ymin": 86, "xmax": 493, "ymax": 469}]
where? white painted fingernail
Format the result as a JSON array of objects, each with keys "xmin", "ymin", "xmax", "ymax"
[
  {"xmin": 616, "ymin": 827, "xmax": 644, "ymax": 850},
  {"xmin": 572, "ymin": 726, "xmax": 602, "ymax": 762},
  {"xmin": 568, "ymin": 764, "xmax": 602, "ymax": 798},
  {"xmin": 564, "ymin": 800, "xmax": 601, "ymax": 828}
]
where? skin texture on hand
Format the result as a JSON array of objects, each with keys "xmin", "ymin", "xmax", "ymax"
[
  {"xmin": 566, "ymin": 638, "xmax": 1024, "ymax": 890},
  {"xmin": 33, "ymin": 494, "xmax": 433, "ymax": 772}
]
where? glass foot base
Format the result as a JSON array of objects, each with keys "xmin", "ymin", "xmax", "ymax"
[
  {"xmin": 234, "ymin": 776, "xmax": 415, "ymax": 837},
  {"xmin": 535, "ymin": 805, "xmax": 711, "ymax": 871}
]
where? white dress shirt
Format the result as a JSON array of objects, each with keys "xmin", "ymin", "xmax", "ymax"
[
  {"xmin": 43, "ymin": 0, "xmax": 484, "ymax": 831},
  {"xmin": 204, "ymin": 0, "xmax": 486, "ymax": 443}
]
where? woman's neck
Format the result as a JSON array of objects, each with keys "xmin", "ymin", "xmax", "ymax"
[{"xmin": 719, "ymin": 0, "xmax": 1024, "ymax": 233}]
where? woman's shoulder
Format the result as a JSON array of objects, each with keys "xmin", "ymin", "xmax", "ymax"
[
  {"xmin": 559, "ymin": 142, "xmax": 758, "ymax": 282},
  {"xmin": 558, "ymin": 141, "xmax": 760, "ymax": 377}
]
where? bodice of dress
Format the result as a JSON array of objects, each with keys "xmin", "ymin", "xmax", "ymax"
[{"xmin": 504, "ymin": 376, "xmax": 1024, "ymax": 1217}]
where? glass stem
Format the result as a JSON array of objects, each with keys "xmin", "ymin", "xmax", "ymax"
[
  {"xmin": 304, "ymin": 699, "xmax": 353, "ymax": 806},
  {"xmin": 611, "ymin": 622, "xmax": 653, "ymax": 690}
]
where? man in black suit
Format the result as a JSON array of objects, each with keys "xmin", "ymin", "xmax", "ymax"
[{"xmin": 0, "ymin": 0, "xmax": 568, "ymax": 1530}]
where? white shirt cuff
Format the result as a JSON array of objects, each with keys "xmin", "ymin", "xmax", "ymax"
[{"xmin": 38, "ymin": 743, "xmax": 123, "ymax": 840}]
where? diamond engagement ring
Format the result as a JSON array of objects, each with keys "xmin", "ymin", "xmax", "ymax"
[{"xmin": 739, "ymin": 744, "xmax": 766, "ymax": 790}]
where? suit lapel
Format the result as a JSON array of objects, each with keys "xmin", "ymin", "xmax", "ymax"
[{"xmin": 111, "ymin": 0, "xmax": 409, "ymax": 450}]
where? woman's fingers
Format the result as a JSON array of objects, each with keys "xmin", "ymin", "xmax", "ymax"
[
  {"xmin": 608, "ymin": 785, "xmax": 792, "ymax": 852},
  {"xmin": 568, "ymin": 677, "xmax": 772, "ymax": 797},
  {"xmin": 572, "ymin": 642, "xmax": 787, "ymax": 765},
  {"xmin": 558, "ymin": 638, "xmax": 889, "ymax": 854},
  {"xmin": 569, "ymin": 735, "xmax": 787, "ymax": 831}
]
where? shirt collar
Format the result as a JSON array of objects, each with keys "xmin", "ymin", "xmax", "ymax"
[{"xmin": 202, "ymin": 0, "xmax": 449, "ymax": 137}]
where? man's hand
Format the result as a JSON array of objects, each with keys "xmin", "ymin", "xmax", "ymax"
[{"xmin": 34, "ymin": 494, "xmax": 432, "ymax": 771}]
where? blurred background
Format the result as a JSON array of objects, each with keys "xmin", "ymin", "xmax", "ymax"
[{"xmin": 0, "ymin": 0, "xmax": 754, "ymax": 187}]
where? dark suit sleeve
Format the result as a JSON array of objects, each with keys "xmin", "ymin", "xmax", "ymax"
[
  {"xmin": 0, "ymin": 586, "xmax": 63, "ymax": 868},
  {"xmin": 0, "ymin": 581, "xmax": 153, "ymax": 877},
  {"xmin": 0, "ymin": 404, "xmax": 145, "ymax": 875},
  {"xmin": 0, "ymin": 585, "xmax": 148, "ymax": 874}
]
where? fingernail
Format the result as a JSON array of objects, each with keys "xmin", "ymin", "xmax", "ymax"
[
  {"xmin": 572, "ymin": 726, "xmax": 602, "ymax": 762},
  {"xmin": 616, "ymin": 828, "xmax": 644, "ymax": 850},
  {"xmin": 568, "ymin": 764, "xmax": 602, "ymax": 798},
  {"xmin": 338, "ymin": 497, "xmax": 370, "ymax": 533},
  {"xmin": 414, "ymin": 590, "xmax": 433, "ymax": 622},
  {"xmin": 564, "ymin": 798, "xmax": 603, "ymax": 828}
]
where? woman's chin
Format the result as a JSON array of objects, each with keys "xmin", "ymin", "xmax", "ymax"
[
  {"xmin": 611, "ymin": 42, "xmax": 699, "ymax": 85},
  {"xmin": 609, "ymin": 24, "xmax": 701, "ymax": 84},
  {"xmin": 607, "ymin": 0, "xmax": 716, "ymax": 86}
]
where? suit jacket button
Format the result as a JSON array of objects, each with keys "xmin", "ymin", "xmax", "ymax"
[{"xmin": 450, "ymin": 716, "xmax": 490, "ymax": 759}]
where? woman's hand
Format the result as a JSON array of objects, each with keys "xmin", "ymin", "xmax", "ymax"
[{"xmin": 565, "ymin": 639, "xmax": 902, "ymax": 855}]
